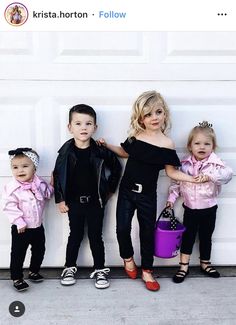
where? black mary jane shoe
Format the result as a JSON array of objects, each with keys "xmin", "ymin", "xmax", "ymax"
[
  {"xmin": 13, "ymin": 279, "xmax": 29, "ymax": 292},
  {"xmin": 28, "ymin": 272, "xmax": 44, "ymax": 282},
  {"xmin": 200, "ymin": 261, "xmax": 220, "ymax": 278},
  {"xmin": 173, "ymin": 262, "xmax": 189, "ymax": 283}
]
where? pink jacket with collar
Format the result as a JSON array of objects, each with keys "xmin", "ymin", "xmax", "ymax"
[
  {"xmin": 2, "ymin": 175, "xmax": 54, "ymax": 229},
  {"xmin": 168, "ymin": 152, "xmax": 233, "ymax": 209}
]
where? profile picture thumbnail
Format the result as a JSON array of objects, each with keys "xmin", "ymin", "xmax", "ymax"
[{"xmin": 4, "ymin": 2, "xmax": 28, "ymax": 26}]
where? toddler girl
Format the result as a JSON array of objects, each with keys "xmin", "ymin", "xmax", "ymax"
[
  {"xmin": 2, "ymin": 148, "xmax": 54, "ymax": 291},
  {"xmin": 167, "ymin": 122, "xmax": 233, "ymax": 283}
]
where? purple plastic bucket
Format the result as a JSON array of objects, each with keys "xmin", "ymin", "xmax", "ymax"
[{"xmin": 154, "ymin": 221, "xmax": 186, "ymax": 258}]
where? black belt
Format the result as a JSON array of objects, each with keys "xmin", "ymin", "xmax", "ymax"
[
  {"xmin": 78, "ymin": 195, "xmax": 91, "ymax": 204},
  {"xmin": 131, "ymin": 183, "xmax": 143, "ymax": 193},
  {"xmin": 122, "ymin": 181, "xmax": 156, "ymax": 194}
]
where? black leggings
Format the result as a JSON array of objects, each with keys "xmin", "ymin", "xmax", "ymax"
[
  {"xmin": 116, "ymin": 188, "xmax": 157, "ymax": 270},
  {"xmin": 181, "ymin": 205, "xmax": 217, "ymax": 260}
]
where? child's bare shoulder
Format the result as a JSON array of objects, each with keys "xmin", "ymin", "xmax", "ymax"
[{"xmin": 161, "ymin": 135, "xmax": 175, "ymax": 149}]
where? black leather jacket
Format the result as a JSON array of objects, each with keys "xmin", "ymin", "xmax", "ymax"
[{"xmin": 53, "ymin": 138, "xmax": 122, "ymax": 207}]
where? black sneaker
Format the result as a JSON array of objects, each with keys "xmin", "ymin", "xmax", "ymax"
[
  {"xmin": 90, "ymin": 268, "xmax": 110, "ymax": 289},
  {"xmin": 13, "ymin": 279, "xmax": 29, "ymax": 292},
  {"xmin": 28, "ymin": 272, "xmax": 44, "ymax": 282},
  {"xmin": 60, "ymin": 266, "xmax": 77, "ymax": 286}
]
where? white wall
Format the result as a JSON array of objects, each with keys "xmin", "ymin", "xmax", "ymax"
[{"xmin": 0, "ymin": 32, "xmax": 235, "ymax": 268}]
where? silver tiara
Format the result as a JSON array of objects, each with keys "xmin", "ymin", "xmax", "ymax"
[{"xmin": 199, "ymin": 121, "xmax": 213, "ymax": 128}]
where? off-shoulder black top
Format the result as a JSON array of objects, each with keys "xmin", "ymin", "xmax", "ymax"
[{"xmin": 120, "ymin": 137, "xmax": 180, "ymax": 191}]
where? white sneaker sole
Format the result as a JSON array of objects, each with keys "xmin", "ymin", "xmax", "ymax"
[
  {"xmin": 60, "ymin": 279, "xmax": 76, "ymax": 286},
  {"xmin": 95, "ymin": 282, "xmax": 110, "ymax": 289}
]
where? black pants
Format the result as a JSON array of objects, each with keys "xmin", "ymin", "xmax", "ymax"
[
  {"xmin": 65, "ymin": 201, "xmax": 105, "ymax": 269},
  {"xmin": 181, "ymin": 205, "xmax": 218, "ymax": 260},
  {"xmin": 10, "ymin": 225, "xmax": 45, "ymax": 280},
  {"xmin": 116, "ymin": 188, "xmax": 157, "ymax": 270}
]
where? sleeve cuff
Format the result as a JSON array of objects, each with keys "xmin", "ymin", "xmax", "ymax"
[{"xmin": 14, "ymin": 218, "xmax": 27, "ymax": 230}]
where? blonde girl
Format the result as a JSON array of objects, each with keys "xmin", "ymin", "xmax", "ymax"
[
  {"xmin": 167, "ymin": 122, "xmax": 233, "ymax": 283},
  {"xmin": 99, "ymin": 90, "xmax": 201, "ymax": 291}
]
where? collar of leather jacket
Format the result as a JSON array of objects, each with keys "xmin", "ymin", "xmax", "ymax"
[{"xmin": 58, "ymin": 138, "xmax": 98, "ymax": 155}]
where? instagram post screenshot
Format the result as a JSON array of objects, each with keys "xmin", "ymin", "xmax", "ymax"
[{"xmin": 0, "ymin": 0, "xmax": 235, "ymax": 323}]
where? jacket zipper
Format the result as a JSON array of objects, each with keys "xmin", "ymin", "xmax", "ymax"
[{"xmin": 97, "ymin": 160, "xmax": 104, "ymax": 208}]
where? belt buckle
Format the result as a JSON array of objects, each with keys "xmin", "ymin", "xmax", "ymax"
[
  {"xmin": 79, "ymin": 196, "xmax": 90, "ymax": 204},
  {"xmin": 132, "ymin": 183, "xmax": 142, "ymax": 193}
]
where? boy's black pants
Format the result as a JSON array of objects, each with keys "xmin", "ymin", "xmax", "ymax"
[
  {"xmin": 10, "ymin": 225, "xmax": 45, "ymax": 280},
  {"xmin": 181, "ymin": 205, "xmax": 218, "ymax": 260},
  {"xmin": 65, "ymin": 201, "xmax": 105, "ymax": 269}
]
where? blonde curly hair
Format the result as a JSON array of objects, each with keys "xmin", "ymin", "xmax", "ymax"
[
  {"xmin": 128, "ymin": 90, "xmax": 171, "ymax": 138},
  {"xmin": 187, "ymin": 121, "xmax": 217, "ymax": 152}
]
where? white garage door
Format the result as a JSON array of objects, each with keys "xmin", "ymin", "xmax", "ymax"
[{"xmin": 0, "ymin": 32, "xmax": 235, "ymax": 267}]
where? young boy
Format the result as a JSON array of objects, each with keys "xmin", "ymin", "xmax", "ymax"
[{"xmin": 53, "ymin": 104, "xmax": 121, "ymax": 289}]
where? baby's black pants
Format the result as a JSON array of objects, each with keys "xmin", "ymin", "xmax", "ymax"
[{"xmin": 10, "ymin": 225, "xmax": 45, "ymax": 280}]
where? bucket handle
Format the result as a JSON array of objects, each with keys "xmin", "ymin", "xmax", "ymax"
[{"xmin": 155, "ymin": 207, "xmax": 181, "ymax": 230}]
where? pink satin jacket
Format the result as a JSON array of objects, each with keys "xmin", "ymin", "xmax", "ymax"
[
  {"xmin": 168, "ymin": 152, "xmax": 233, "ymax": 209},
  {"xmin": 2, "ymin": 175, "xmax": 54, "ymax": 229}
]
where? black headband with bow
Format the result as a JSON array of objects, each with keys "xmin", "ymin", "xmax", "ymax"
[{"xmin": 8, "ymin": 148, "xmax": 32, "ymax": 156}]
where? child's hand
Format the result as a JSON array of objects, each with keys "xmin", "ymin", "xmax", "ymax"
[
  {"xmin": 57, "ymin": 201, "xmax": 69, "ymax": 213},
  {"xmin": 18, "ymin": 226, "xmax": 26, "ymax": 234},
  {"xmin": 194, "ymin": 174, "xmax": 210, "ymax": 183},
  {"xmin": 200, "ymin": 174, "xmax": 210, "ymax": 182},
  {"xmin": 96, "ymin": 138, "xmax": 107, "ymax": 147},
  {"xmin": 166, "ymin": 201, "xmax": 174, "ymax": 209}
]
